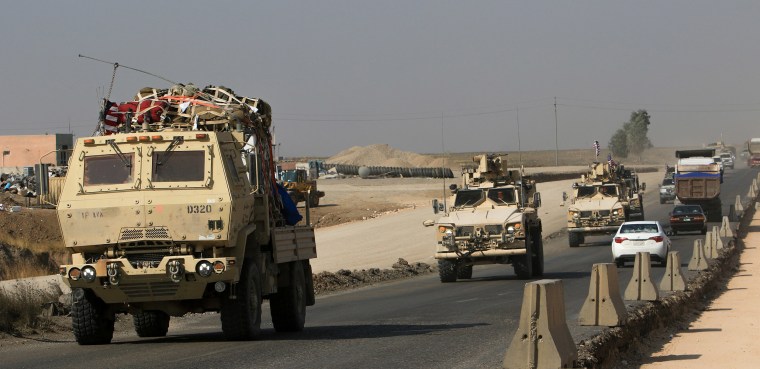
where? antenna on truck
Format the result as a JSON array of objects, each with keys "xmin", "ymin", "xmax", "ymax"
[{"xmin": 79, "ymin": 54, "xmax": 179, "ymax": 135}]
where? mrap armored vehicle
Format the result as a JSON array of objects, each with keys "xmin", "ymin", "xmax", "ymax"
[
  {"xmin": 425, "ymin": 154, "xmax": 543, "ymax": 282},
  {"xmin": 56, "ymin": 84, "xmax": 317, "ymax": 344},
  {"xmin": 563, "ymin": 162, "xmax": 637, "ymax": 247}
]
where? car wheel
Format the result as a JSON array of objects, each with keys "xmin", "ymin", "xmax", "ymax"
[{"xmin": 615, "ymin": 259, "xmax": 624, "ymax": 268}]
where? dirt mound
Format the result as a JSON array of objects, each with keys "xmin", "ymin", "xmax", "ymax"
[
  {"xmin": 328, "ymin": 144, "xmax": 443, "ymax": 168},
  {"xmin": 312, "ymin": 258, "xmax": 434, "ymax": 295}
]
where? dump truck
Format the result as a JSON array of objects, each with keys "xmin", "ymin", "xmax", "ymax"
[
  {"xmin": 56, "ymin": 84, "xmax": 317, "ymax": 345},
  {"xmin": 563, "ymin": 162, "xmax": 630, "ymax": 247},
  {"xmin": 747, "ymin": 138, "xmax": 760, "ymax": 167},
  {"xmin": 424, "ymin": 154, "xmax": 543, "ymax": 282},
  {"xmin": 280, "ymin": 168, "xmax": 325, "ymax": 207},
  {"xmin": 675, "ymin": 149, "xmax": 722, "ymax": 222}
]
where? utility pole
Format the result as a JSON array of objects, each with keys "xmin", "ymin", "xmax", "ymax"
[
  {"xmin": 441, "ymin": 113, "xmax": 447, "ymax": 209},
  {"xmin": 516, "ymin": 106, "xmax": 522, "ymax": 166},
  {"xmin": 554, "ymin": 97, "xmax": 559, "ymax": 166}
]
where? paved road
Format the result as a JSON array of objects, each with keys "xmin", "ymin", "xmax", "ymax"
[{"xmin": 1, "ymin": 167, "xmax": 755, "ymax": 369}]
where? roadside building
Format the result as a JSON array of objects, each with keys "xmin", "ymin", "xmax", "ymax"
[{"xmin": 0, "ymin": 133, "xmax": 73, "ymax": 174}]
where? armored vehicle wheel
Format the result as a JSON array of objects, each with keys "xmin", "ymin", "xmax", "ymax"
[
  {"xmin": 221, "ymin": 261, "xmax": 262, "ymax": 340},
  {"xmin": 568, "ymin": 232, "xmax": 582, "ymax": 247},
  {"xmin": 513, "ymin": 236, "xmax": 533, "ymax": 280},
  {"xmin": 72, "ymin": 289, "xmax": 114, "ymax": 345},
  {"xmin": 438, "ymin": 260, "xmax": 457, "ymax": 283},
  {"xmin": 456, "ymin": 264, "xmax": 473, "ymax": 279},
  {"xmin": 531, "ymin": 229, "xmax": 544, "ymax": 277},
  {"xmin": 133, "ymin": 310, "xmax": 170, "ymax": 337},
  {"xmin": 270, "ymin": 261, "xmax": 307, "ymax": 332}
]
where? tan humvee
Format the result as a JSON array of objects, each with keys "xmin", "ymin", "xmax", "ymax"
[
  {"xmin": 57, "ymin": 87, "xmax": 316, "ymax": 344},
  {"xmin": 424, "ymin": 154, "xmax": 543, "ymax": 282},
  {"xmin": 562, "ymin": 162, "xmax": 633, "ymax": 247}
]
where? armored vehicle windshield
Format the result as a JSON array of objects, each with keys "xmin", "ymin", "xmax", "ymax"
[
  {"xmin": 486, "ymin": 187, "xmax": 517, "ymax": 205},
  {"xmin": 454, "ymin": 189, "xmax": 484, "ymax": 207}
]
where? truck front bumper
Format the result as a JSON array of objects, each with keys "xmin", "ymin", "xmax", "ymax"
[
  {"xmin": 435, "ymin": 248, "xmax": 527, "ymax": 260},
  {"xmin": 60, "ymin": 255, "xmax": 238, "ymax": 304},
  {"xmin": 567, "ymin": 225, "xmax": 620, "ymax": 234}
]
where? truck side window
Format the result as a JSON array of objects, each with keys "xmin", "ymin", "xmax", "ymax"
[
  {"xmin": 152, "ymin": 151, "xmax": 205, "ymax": 182},
  {"xmin": 84, "ymin": 154, "xmax": 134, "ymax": 185}
]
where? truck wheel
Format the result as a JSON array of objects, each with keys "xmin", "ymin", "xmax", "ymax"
[
  {"xmin": 659, "ymin": 198, "xmax": 665, "ymax": 204},
  {"xmin": 133, "ymin": 310, "xmax": 170, "ymax": 337},
  {"xmin": 72, "ymin": 288, "xmax": 114, "ymax": 345},
  {"xmin": 438, "ymin": 260, "xmax": 457, "ymax": 283},
  {"xmin": 531, "ymin": 230, "xmax": 544, "ymax": 277},
  {"xmin": 456, "ymin": 264, "xmax": 473, "ymax": 279},
  {"xmin": 568, "ymin": 232, "xmax": 581, "ymax": 248},
  {"xmin": 513, "ymin": 236, "xmax": 533, "ymax": 280},
  {"xmin": 221, "ymin": 261, "xmax": 262, "ymax": 340},
  {"xmin": 270, "ymin": 261, "xmax": 307, "ymax": 332},
  {"xmin": 309, "ymin": 195, "xmax": 320, "ymax": 207}
]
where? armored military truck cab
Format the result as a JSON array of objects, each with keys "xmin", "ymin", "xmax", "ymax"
[
  {"xmin": 426, "ymin": 154, "xmax": 543, "ymax": 282},
  {"xmin": 58, "ymin": 86, "xmax": 317, "ymax": 344}
]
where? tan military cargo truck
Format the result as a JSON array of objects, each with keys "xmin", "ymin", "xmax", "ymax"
[
  {"xmin": 562, "ymin": 162, "xmax": 629, "ymax": 247},
  {"xmin": 56, "ymin": 85, "xmax": 317, "ymax": 344},
  {"xmin": 425, "ymin": 154, "xmax": 543, "ymax": 282}
]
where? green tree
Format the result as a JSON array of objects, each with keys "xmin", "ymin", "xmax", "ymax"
[
  {"xmin": 625, "ymin": 109, "xmax": 653, "ymax": 159},
  {"xmin": 608, "ymin": 128, "xmax": 629, "ymax": 158}
]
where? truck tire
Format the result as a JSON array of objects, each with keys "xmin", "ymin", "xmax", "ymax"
[
  {"xmin": 221, "ymin": 261, "xmax": 262, "ymax": 340},
  {"xmin": 438, "ymin": 260, "xmax": 457, "ymax": 283},
  {"xmin": 531, "ymin": 229, "xmax": 544, "ymax": 277},
  {"xmin": 270, "ymin": 261, "xmax": 307, "ymax": 332},
  {"xmin": 309, "ymin": 194, "xmax": 320, "ymax": 207},
  {"xmin": 456, "ymin": 264, "xmax": 473, "ymax": 279},
  {"xmin": 133, "ymin": 310, "xmax": 170, "ymax": 337},
  {"xmin": 568, "ymin": 232, "xmax": 581, "ymax": 248},
  {"xmin": 513, "ymin": 236, "xmax": 533, "ymax": 280},
  {"xmin": 72, "ymin": 288, "xmax": 114, "ymax": 345}
]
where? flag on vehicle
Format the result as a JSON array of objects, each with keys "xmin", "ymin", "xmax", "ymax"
[{"xmin": 593, "ymin": 140, "xmax": 600, "ymax": 157}]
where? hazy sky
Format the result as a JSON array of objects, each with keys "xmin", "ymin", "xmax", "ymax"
[{"xmin": 1, "ymin": 1, "xmax": 759, "ymax": 157}]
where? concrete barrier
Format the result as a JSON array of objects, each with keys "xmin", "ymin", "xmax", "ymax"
[
  {"xmin": 719, "ymin": 216, "xmax": 735, "ymax": 239},
  {"xmin": 503, "ymin": 279, "xmax": 577, "ymax": 369},
  {"xmin": 624, "ymin": 252, "xmax": 659, "ymax": 301},
  {"xmin": 659, "ymin": 251, "xmax": 687, "ymax": 292},
  {"xmin": 703, "ymin": 231, "xmax": 715, "ymax": 257},
  {"xmin": 579, "ymin": 263, "xmax": 626, "ymax": 327},
  {"xmin": 734, "ymin": 195, "xmax": 744, "ymax": 220},
  {"xmin": 688, "ymin": 239, "xmax": 709, "ymax": 271},
  {"xmin": 749, "ymin": 185, "xmax": 757, "ymax": 201},
  {"xmin": 753, "ymin": 178, "xmax": 759, "ymax": 195}
]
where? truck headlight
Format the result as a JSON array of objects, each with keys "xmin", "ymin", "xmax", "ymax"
[
  {"xmin": 81, "ymin": 266, "xmax": 97, "ymax": 283},
  {"xmin": 196, "ymin": 260, "xmax": 213, "ymax": 278},
  {"xmin": 570, "ymin": 211, "xmax": 580, "ymax": 219},
  {"xmin": 68, "ymin": 267, "xmax": 81, "ymax": 281}
]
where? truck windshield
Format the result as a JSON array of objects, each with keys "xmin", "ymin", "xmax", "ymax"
[
  {"xmin": 454, "ymin": 189, "xmax": 484, "ymax": 207},
  {"xmin": 84, "ymin": 154, "xmax": 134, "ymax": 185},
  {"xmin": 152, "ymin": 151, "xmax": 205, "ymax": 182},
  {"xmin": 600, "ymin": 185, "xmax": 618, "ymax": 196},
  {"xmin": 577, "ymin": 185, "xmax": 596, "ymax": 197},
  {"xmin": 487, "ymin": 188, "xmax": 516, "ymax": 205}
]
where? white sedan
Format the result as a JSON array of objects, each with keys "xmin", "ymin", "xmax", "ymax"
[{"xmin": 611, "ymin": 221, "xmax": 671, "ymax": 267}]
